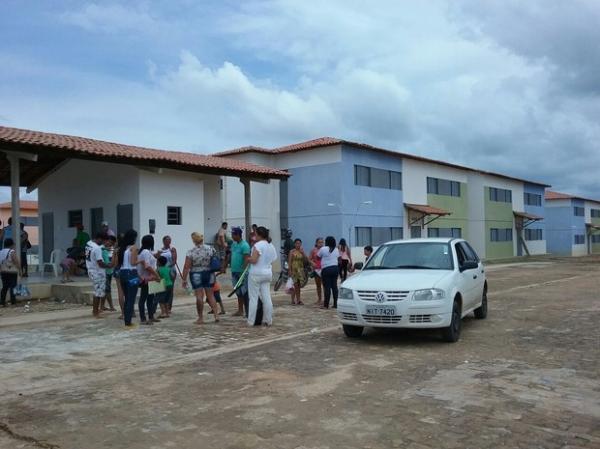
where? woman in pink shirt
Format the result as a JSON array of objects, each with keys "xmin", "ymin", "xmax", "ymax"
[
  {"xmin": 338, "ymin": 238, "xmax": 353, "ymax": 282},
  {"xmin": 309, "ymin": 237, "xmax": 324, "ymax": 306}
]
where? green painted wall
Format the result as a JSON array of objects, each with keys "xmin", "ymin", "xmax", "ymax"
[
  {"xmin": 427, "ymin": 183, "xmax": 469, "ymax": 239},
  {"xmin": 484, "ymin": 187, "xmax": 514, "ymax": 259}
]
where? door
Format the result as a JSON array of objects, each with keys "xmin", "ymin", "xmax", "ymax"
[
  {"xmin": 411, "ymin": 226, "xmax": 421, "ymax": 239},
  {"xmin": 90, "ymin": 207, "xmax": 104, "ymax": 237},
  {"xmin": 41, "ymin": 212, "xmax": 54, "ymax": 262},
  {"xmin": 454, "ymin": 242, "xmax": 478, "ymax": 309},
  {"xmin": 117, "ymin": 204, "xmax": 133, "ymax": 236}
]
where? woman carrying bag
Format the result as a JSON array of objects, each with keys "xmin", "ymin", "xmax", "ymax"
[{"xmin": 0, "ymin": 238, "xmax": 21, "ymax": 306}]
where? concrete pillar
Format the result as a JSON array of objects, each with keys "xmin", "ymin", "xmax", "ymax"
[
  {"xmin": 240, "ymin": 178, "xmax": 251, "ymax": 242},
  {"xmin": 7, "ymin": 154, "xmax": 21, "ymax": 262}
]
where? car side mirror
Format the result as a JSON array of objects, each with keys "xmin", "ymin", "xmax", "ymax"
[
  {"xmin": 460, "ymin": 260, "xmax": 478, "ymax": 272},
  {"xmin": 354, "ymin": 262, "xmax": 364, "ymax": 271}
]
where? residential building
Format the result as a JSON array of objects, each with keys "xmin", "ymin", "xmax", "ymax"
[
  {"xmin": 0, "ymin": 126, "xmax": 288, "ymax": 263},
  {"xmin": 545, "ymin": 190, "xmax": 600, "ymax": 256},
  {"xmin": 215, "ymin": 137, "xmax": 549, "ymax": 260},
  {"xmin": 0, "ymin": 200, "xmax": 39, "ymax": 246}
]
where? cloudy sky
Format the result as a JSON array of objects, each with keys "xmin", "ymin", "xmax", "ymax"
[{"xmin": 1, "ymin": 0, "xmax": 599, "ymax": 202}]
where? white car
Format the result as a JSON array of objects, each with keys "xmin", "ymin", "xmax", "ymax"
[{"xmin": 337, "ymin": 238, "xmax": 487, "ymax": 342}]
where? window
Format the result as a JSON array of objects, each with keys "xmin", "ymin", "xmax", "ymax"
[
  {"xmin": 354, "ymin": 165, "xmax": 370, "ymax": 187},
  {"xmin": 591, "ymin": 209, "xmax": 600, "ymax": 218},
  {"xmin": 427, "ymin": 227, "xmax": 462, "ymax": 238},
  {"xmin": 21, "ymin": 216, "xmax": 39, "ymax": 226},
  {"xmin": 68, "ymin": 210, "xmax": 83, "ymax": 228},
  {"xmin": 574, "ymin": 207, "xmax": 585, "ymax": 217},
  {"xmin": 355, "ymin": 227, "xmax": 372, "ymax": 246},
  {"xmin": 490, "ymin": 228, "xmax": 513, "ymax": 242},
  {"xmin": 462, "ymin": 241, "xmax": 480, "ymax": 262},
  {"xmin": 427, "ymin": 177, "xmax": 461, "ymax": 197},
  {"xmin": 591, "ymin": 234, "xmax": 600, "ymax": 243},
  {"xmin": 354, "ymin": 165, "xmax": 402, "ymax": 190},
  {"xmin": 364, "ymin": 242, "xmax": 454, "ymax": 271},
  {"xmin": 524, "ymin": 193, "xmax": 542, "ymax": 206},
  {"xmin": 574, "ymin": 234, "xmax": 585, "ymax": 245},
  {"xmin": 356, "ymin": 227, "xmax": 404, "ymax": 246},
  {"xmin": 390, "ymin": 227, "xmax": 403, "ymax": 241},
  {"xmin": 390, "ymin": 171, "xmax": 402, "ymax": 190},
  {"xmin": 524, "ymin": 228, "xmax": 543, "ymax": 241},
  {"xmin": 489, "ymin": 187, "xmax": 512, "ymax": 203},
  {"xmin": 167, "ymin": 206, "xmax": 182, "ymax": 225}
]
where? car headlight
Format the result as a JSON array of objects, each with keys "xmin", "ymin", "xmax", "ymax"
[
  {"xmin": 413, "ymin": 289, "xmax": 445, "ymax": 301},
  {"xmin": 339, "ymin": 287, "xmax": 354, "ymax": 299}
]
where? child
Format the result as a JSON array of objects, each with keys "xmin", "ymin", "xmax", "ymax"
[
  {"xmin": 101, "ymin": 236, "xmax": 117, "ymax": 311},
  {"xmin": 157, "ymin": 256, "xmax": 174, "ymax": 318},
  {"xmin": 207, "ymin": 276, "xmax": 226, "ymax": 315},
  {"xmin": 363, "ymin": 245, "xmax": 373, "ymax": 263},
  {"xmin": 60, "ymin": 248, "xmax": 77, "ymax": 283}
]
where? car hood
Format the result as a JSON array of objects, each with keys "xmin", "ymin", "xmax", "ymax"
[{"xmin": 341, "ymin": 269, "xmax": 453, "ymax": 291}]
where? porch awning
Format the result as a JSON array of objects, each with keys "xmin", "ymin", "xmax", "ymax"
[
  {"xmin": 586, "ymin": 223, "xmax": 600, "ymax": 231},
  {"xmin": 514, "ymin": 211, "xmax": 543, "ymax": 229},
  {"xmin": 405, "ymin": 203, "xmax": 451, "ymax": 226}
]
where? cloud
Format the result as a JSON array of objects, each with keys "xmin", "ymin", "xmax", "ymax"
[
  {"xmin": 59, "ymin": 2, "xmax": 158, "ymax": 34},
  {"xmin": 0, "ymin": 0, "xmax": 599, "ymax": 199}
]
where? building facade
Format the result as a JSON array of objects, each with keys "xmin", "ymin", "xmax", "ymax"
[
  {"xmin": 545, "ymin": 191, "xmax": 600, "ymax": 256},
  {"xmin": 216, "ymin": 138, "xmax": 549, "ymax": 260}
]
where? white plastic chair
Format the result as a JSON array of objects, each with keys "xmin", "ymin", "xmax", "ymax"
[{"xmin": 42, "ymin": 249, "xmax": 62, "ymax": 278}]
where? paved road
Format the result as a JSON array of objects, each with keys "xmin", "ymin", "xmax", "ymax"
[{"xmin": 1, "ymin": 257, "xmax": 599, "ymax": 449}]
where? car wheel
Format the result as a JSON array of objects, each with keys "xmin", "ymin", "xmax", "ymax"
[
  {"xmin": 474, "ymin": 285, "xmax": 488, "ymax": 319},
  {"xmin": 441, "ymin": 299, "xmax": 461, "ymax": 343},
  {"xmin": 343, "ymin": 324, "xmax": 364, "ymax": 338}
]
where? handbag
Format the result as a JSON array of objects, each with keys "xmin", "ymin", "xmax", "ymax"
[
  {"xmin": 148, "ymin": 279, "xmax": 166, "ymax": 295},
  {"xmin": 0, "ymin": 250, "xmax": 18, "ymax": 273},
  {"xmin": 209, "ymin": 254, "xmax": 222, "ymax": 272}
]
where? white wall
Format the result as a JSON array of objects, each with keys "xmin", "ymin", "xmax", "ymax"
[
  {"xmin": 38, "ymin": 159, "xmax": 140, "ymax": 256},
  {"xmin": 572, "ymin": 244, "xmax": 588, "ymax": 256},
  {"xmin": 526, "ymin": 240, "xmax": 547, "ymax": 255},
  {"xmin": 402, "ymin": 158, "xmax": 468, "ymax": 205},
  {"xmin": 273, "ymin": 146, "xmax": 342, "ymax": 169},
  {"xmin": 138, "ymin": 169, "xmax": 208, "ymax": 252}
]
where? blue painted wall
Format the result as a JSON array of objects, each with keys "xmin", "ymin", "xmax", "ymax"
[
  {"xmin": 523, "ymin": 184, "xmax": 546, "ymax": 234},
  {"xmin": 283, "ymin": 145, "xmax": 405, "ymax": 248},
  {"xmin": 284, "ymin": 162, "xmax": 345, "ymax": 247},
  {"xmin": 340, "ymin": 145, "xmax": 404, "ymax": 246},
  {"xmin": 546, "ymin": 199, "xmax": 586, "ymax": 255}
]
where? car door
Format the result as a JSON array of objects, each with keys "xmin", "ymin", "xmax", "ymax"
[
  {"xmin": 463, "ymin": 241, "xmax": 486, "ymax": 304},
  {"xmin": 454, "ymin": 242, "xmax": 478, "ymax": 309}
]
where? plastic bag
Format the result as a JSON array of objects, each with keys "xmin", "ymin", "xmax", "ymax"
[
  {"xmin": 284, "ymin": 277, "xmax": 294, "ymax": 295},
  {"xmin": 13, "ymin": 284, "xmax": 31, "ymax": 298}
]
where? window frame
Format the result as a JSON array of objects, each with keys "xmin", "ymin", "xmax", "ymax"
[
  {"xmin": 68, "ymin": 209, "xmax": 83, "ymax": 228},
  {"xmin": 167, "ymin": 206, "xmax": 182, "ymax": 226}
]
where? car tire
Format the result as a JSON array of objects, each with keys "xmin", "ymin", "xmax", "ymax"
[
  {"xmin": 441, "ymin": 299, "xmax": 461, "ymax": 343},
  {"xmin": 474, "ymin": 285, "xmax": 488, "ymax": 319},
  {"xmin": 343, "ymin": 324, "xmax": 364, "ymax": 338}
]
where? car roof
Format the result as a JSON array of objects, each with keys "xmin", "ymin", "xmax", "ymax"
[{"xmin": 386, "ymin": 238, "xmax": 461, "ymax": 244}]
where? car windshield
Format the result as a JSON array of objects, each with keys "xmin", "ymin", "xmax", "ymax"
[{"xmin": 364, "ymin": 242, "xmax": 454, "ymax": 270}]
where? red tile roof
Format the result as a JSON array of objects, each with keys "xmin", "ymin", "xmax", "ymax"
[
  {"xmin": 0, "ymin": 126, "xmax": 289, "ymax": 185},
  {"xmin": 0, "ymin": 200, "xmax": 38, "ymax": 210},
  {"xmin": 545, "ymin": 190, "xmax": 600, "ymax": 203},
  {"xmin": 405, "ymin": 203, "xmax": 451, "ymax": 216},
  {"xmin": 214, "ymin": 136, "xmax": 550, "ymax": 187}
]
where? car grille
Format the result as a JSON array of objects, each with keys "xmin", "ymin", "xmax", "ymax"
[
  {"xmin": 409, "ymin": 314, "xmax": 432, "ymax": 323},
  {"xmin": 362, "ymin": 314, "xmax": 403, "ymax": 324},
  {"xmin": 340, "ymin": 312, "xmax": 358, "ymax": 321},
  {"xmin": 357, "ymin": 290, "xmax": 410, "ymax": 302}
]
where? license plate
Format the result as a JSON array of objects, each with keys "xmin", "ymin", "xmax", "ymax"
[{"xmin": 365, "ymin": 306, "xmax": 396, "ymax": 316}]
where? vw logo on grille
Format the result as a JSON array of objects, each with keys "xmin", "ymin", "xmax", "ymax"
[{"xmin": 375, "ymin": 292, "xmax": 387, "ymax": 303}]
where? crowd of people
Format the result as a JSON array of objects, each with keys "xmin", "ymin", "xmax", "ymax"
[{"xmin": 1, "ymin": 217, "xmax": 374, "ymax": 328}]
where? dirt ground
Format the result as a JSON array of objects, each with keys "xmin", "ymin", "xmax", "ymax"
[{"xmin": 1, "ymin": 257, "xmax": 599, "ymax": 449}]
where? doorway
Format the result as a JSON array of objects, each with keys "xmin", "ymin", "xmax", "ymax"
[
  {"xmin": 41, "ymin": 212, "xmax": 54, "ymax": 262},
  {"xmin": 411, "ymin": 225, "xmax": 422, "ymax": 239}
]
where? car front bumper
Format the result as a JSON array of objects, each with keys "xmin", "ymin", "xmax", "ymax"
[{"xmin": 337, "ymin": 299, "xmax": 452, "ymax": 329}]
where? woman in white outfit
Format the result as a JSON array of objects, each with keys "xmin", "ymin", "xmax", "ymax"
[{"xmin": 247, "ymin": 226, "xmax": 278, "ymax": 326}]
